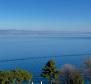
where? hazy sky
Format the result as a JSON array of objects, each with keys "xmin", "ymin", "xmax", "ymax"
[{"xmin": 0, "ymin": 0, "xmax": 91, "ymax": 31}]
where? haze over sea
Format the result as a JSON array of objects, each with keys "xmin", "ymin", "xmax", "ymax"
[
  {"xmin": 0, "ymin": 31, "xmax": 91, "ymax": 76},
  {"xmin": 0, "ymin": 1, "xmax": 91, "ymax": 83}
]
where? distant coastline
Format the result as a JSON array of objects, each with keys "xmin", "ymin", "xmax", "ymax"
[{"xmin": 0, "ymin": 29, "xmax": 91, "ymax": 34}]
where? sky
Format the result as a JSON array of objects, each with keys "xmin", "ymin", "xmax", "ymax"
[{"xmin": 0, "ymin": 0, "xmax": 91, "ymax": 31}]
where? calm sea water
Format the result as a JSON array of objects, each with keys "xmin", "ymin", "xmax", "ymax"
[{"xmin": 0, "ymin": 35, "xmax": 91, "ymax": 77}]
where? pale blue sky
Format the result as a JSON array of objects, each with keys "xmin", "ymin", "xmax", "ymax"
[{"xmin": 0, "ymin": 0, "xmax": 91, "ymax": 31}]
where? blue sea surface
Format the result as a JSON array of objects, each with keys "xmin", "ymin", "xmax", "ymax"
[{"xmin": 0, "ymin": 35, "xmax": 91, "ymax": 78}]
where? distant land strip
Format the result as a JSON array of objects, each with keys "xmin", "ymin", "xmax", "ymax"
[{"xmin": 0, "ymin": 30, "xmax": 91, "ymax": 34}]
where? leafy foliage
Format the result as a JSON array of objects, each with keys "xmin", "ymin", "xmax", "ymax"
[
  {"xmin": 0, "ymin": 68, "xmax": 32, "ymax": 84},
  {"xmin": 59, "ymin": 64, "xmax": 83, "ymax": 84},
  {"xmin": 82, "ymin": 58, "xmax": 91, "ymax": 83}
]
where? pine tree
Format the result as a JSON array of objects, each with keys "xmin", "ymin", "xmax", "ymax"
[{"xmin": 41, "ymin": 60, "xmax": 58, "ymax": 84}]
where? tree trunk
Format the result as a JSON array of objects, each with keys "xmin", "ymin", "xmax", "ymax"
[{"xmin": 49, "ymin": 77, "xmax": 52, "ymax": 84}]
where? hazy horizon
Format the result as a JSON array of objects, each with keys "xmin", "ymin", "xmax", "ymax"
[
  {"xmin": 0, "ymin": 29, "xmax": 91, "ymax": 32},
  {"xmin": 0, "ymin": 0, "xmax": 91, "ymax": 31}
]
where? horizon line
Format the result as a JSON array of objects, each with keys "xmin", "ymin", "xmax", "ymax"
[{"xmin": 0, "ymin": 29, "xmax": 91, "ymax": 33}]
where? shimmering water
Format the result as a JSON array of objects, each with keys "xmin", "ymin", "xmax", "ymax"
[{"xmin": 0, "ymin": 35, "xmax": 91, "ymax": 77}]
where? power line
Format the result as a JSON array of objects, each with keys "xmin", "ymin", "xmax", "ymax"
[{"xmin": 0, "ymin": 53, "xmax": 91, "ymax": 63}]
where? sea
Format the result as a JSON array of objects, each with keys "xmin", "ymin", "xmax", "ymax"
[{"xmin": 0, "ymin": 34, "xmax": 91, "ymax": 83}]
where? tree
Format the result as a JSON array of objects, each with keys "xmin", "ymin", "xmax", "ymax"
[
  {"xmin": 0, "ymin": 69, "xmax": 32, "ymax": 84},
  {"xmin": 59, "ymin": 64, "xmax": 83, "ymax": 84},
  {"xmin": 0, "ymin": 70, "xmax": 15, "ymax": 84},
  {"xmin": 12, "ymin": 69, "xmax": 32, "ymax": 84},
  {"xmin": 82, "ymin": 58, "xmax": 91, "ymax": 84},
  {"xmin": 41, "ymin": 60, "xmax": 58, "ymax": 84}
]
